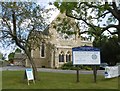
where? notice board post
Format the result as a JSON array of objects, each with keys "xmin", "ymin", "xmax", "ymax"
[
  {"xmin": 93, "ymin": 66, "xmax": 97, "ymax": 83},
  {"xmin": 76, "ymin": 65, "xmax": 79, "ymax": 82},
  {"xmin": 72, "ymin": 46, "xmax": 101, "ymax": 83}
]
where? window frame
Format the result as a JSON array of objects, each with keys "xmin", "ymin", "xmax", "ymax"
[
  {"xmin": 66, "ymin": 51, "xmax": 71, "ymax": 62},
  {"xmin": 40, "ymin": 42, "xmax": 46, "ymax": 58},
  {"xmin": 31, "ymin": 50, "xmax": 33, "ymax": 58},
  {"xmin": 59, "ymin": 51, "xmax": 64, "ymax": 62}
]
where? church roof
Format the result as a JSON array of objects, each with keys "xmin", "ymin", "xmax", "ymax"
[
  {"xmin": 14, "ymin": 53, "xmax": 26, "ymax": 59},
  {"xmin": 42, "ymin": 25, "xmax": 50, "ymax": 36}
]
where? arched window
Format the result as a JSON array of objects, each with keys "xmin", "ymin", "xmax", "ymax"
[
  {"xmin": 66, "ymin": 51, "xmax": 71, "ymax": 62},
  {"xmin": 40, "ymin": 42, "xmax": 45, "ymax": 58},
  {"xmin": 59, "ymin": 51, "xmax": 64, "ymax": 62},
  {"xmin": 31, "ymin": 50, "xmax": 33, "ymax": 58}
]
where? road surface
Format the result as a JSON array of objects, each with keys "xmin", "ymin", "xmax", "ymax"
[{"xmin": 1, "ymin": 66, "xmax": 104, "ymax": 75}]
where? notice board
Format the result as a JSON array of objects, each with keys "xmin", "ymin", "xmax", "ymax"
[{"xmin": 72, "ymin": 46, "xmax": 101, "ymax": 65}]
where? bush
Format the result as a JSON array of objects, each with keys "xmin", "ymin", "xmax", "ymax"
[
  {"xmin": 61, "ymin": 61, "xmax": 93, "ymax": 70},
  {"xmin": 83, "ymin": 66, "xmax": 92, "ymax": 70},
  {"xmin": 61, "ymin": 61, "xmax": 73, "ymax": 70}
]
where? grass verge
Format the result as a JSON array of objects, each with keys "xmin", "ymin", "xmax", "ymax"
[{"xmin": 2, "ymin": 71, "xmax": 119, "ymax": 89}]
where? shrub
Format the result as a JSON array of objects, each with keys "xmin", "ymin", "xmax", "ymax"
[
  {"xmin": 83, "ymin": 66, "xmax": 92, "ymax": 70},
  {"xmin": 61, "ymin": 61, "xmax": 93, "ymax": 70},
  {"xmin": 61, "ymin": 61, "xmax": 73, "ymax": 70}
]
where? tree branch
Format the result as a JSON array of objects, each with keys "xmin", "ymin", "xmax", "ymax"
[
  {"xmin": 106, "ymin": 2, "xmax": 119, "ymax": 20},
  {"xmin": 66, "ymin": 10, "xmax": 97, "ymax": 32},
  {"xmin": 79, "ymin": 2, "xmax": 98, "ymax": 8},
  {"xmin": 112, "ymin": 2, "xmax": 118, "ymax": 13},
  {"xmin": 2, "ymin": 18, "xmax": 12, "ymax": 33},
  {"xmin": 107, "ymin": 29, "xmax": 118, "ymax": 35},
  {"xmin": 95, "ymin": 11, "xmax": 110, "ymax": 19},
  {"xmin": 79, "ymin": 31, "xmax": 89, "ymax": 35},
  {"xmin": 12, "ymin": 10, "xmax": 17, "ymax": 37},
  {"xmin": 101, "ymin": 24, "xmax": 119, "ymax": 34}
]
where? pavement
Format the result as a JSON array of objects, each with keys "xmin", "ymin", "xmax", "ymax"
[{"xmin": 0, "ymin": 66, "xmax": 105, "ymax": 75}]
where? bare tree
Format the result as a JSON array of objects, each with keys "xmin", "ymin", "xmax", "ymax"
[{"xmin": 0, "ymin": 2, "xmax": 49, "ymax": 80}]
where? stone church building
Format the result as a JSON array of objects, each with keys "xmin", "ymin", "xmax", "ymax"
[{"xmin": 25, "ymin": 13, "xmax": 92, "ymax": 68}]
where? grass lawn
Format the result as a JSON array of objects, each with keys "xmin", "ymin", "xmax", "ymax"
[{"xmin": 2, "ymin": 71, "xmax": 119, "ymax": 89}]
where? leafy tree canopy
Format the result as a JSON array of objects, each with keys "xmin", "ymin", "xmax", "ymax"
[
  {"xmin": 15, "ymin": 48, "xmax": 21, "ymax": 53},
  {"xmin": 100, "ymin": 35, "xmax": 120, "ymax": 65},
  {"xmin": 8, "ymin": 52, "xmax": 15, "ymax": 60},
  {"xmin": 54, "ymin": 1, "xmax": 120, "ymax": 43},
  {"xmin": 0, "ymin": 53, "xmax": 3, "ymax": 59}
]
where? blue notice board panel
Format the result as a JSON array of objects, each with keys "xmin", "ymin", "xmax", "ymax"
[{"xmin": 72, "ymin": 46, "xmax": 101, "ymax": 65}]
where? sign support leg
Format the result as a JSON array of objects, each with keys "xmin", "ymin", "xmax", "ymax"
[
  {"xmin": 93, "ymin": 66, "xmax": 97, "ymax": 83},
  {"xmin": 28, "ymin": 80, "xmax": 30, "ymax": 85},
  {"xmin": 33, "ymin": 80, "xmax": 35, "ymax": 84},
  {"xmin": 76, "ymin": 65, "xmax": 79, "ymax": 82}
]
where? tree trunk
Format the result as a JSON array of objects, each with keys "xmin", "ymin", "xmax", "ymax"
[
  {"xmin": 24, "ymin": 49, "xmax": 39, "ymax": 80},
  {"xmin": 118, "ymin": 21, "xmax": 120, "ymax": 63},
  {"xmin": 118, "ymin": 22, "xmax": 120, "ymax": 44},
  {"xmin": 118, "ymin": 30, "xmax": 120, "ymax": 44}
]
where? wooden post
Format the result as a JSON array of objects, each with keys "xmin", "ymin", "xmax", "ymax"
[
  {"xmin": 28, "ymin": 80, "xmax": 30, "ymax": 85},
  {"xmin": 76, "ymin": 65, "xmax": 79, "ymax": 82},
  {"xmin": 33, "ymin": 79, "xmax": 35, "ymax": 84},
  {"xmin": 27, "ymin": 80, "xmax": 35, "ymax": 85},
  {"xmin": 93, "ymin": 66, "xmax": 97, "ymax": 83}
]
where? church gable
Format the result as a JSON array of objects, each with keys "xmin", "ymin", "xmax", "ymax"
[
  {"xmin": 44, "ymin": 13, "xmax": 83, "ymax": 47},
  {"xmin": 48, "ymin": 13, "xmax": 79, "ymax": 40}
]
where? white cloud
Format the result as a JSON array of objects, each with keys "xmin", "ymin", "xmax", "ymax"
[{"xmin": 44, "ymin": 5, "xmax": 59, "ymax": 24}]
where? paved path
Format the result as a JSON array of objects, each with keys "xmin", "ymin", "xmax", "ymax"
[
  {"xmin": 38, "ymin": 68, "xmax": 104, "ymax": 75},
  {"xmin": 1, "ymin": 66, "xmax": 104, "ymax": 75}
]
